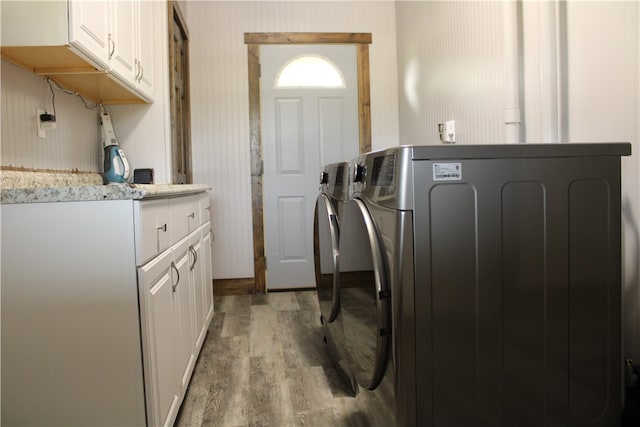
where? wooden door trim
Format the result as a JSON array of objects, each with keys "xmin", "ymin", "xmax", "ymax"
[
  {"xmin": 245, "ymin": 32, "xmax": 372, "ymax": 45},
  {"xmin": 245, "ymin": 32, "xmax": 372, "ymax": 293},
  {"xmin": 168, "ymin": 1, "xmax": 192, "ymax": 183}
]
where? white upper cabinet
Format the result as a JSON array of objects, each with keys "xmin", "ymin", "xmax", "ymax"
[
  {"xmin": 67, "ymin": 0, "xmax": 154, "ymax": 101},
  {"xmin": 0, "ymin": 0, "xmax": 155, "ymax": 104}
]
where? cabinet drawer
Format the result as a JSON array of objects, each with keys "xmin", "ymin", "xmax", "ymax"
[
  {"xmin": 138, "ymin": 199, "xmax": 170, "ymax": 265},
  {"xmin": 199, "ymin": 193, "xmax": 211, "ymax": 226},
  {"xmin": 169, "ymin": 195, "xmax": 200, "ymax": 244}
]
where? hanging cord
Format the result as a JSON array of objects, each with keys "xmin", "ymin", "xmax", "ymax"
[
  {"xmin": 45, "ymin": 78, "xmax": 101, "ymax": 111},
  {"xmin": 47, "ymin": 78, "xmax": 56, "ymax": 116}
]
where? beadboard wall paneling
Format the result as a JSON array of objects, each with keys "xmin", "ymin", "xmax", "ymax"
[
  {"xmin": 186, "ymin": 1, "xmax": 400, "ymax": 279},
  {"xmin": 562, "ymin": 1, "xmax": 640, "ymax": 361},
  {"xmin": 395, "ymin": 1, "xmax": 506, "ymax": 145},
  {"xmin": 1, "ymin": 59, "xmax": 100, "ymax": 172}
]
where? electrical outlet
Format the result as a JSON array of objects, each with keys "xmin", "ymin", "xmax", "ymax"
[
  {"xmin": 37, "ymin": 108, "xmax": 56, "ymax": 138},
  {"xmin": 445, "ymin": 120, "xmax": 455, "ymax": 143}
]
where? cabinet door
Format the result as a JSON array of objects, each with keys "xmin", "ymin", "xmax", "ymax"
[
  {"xmin": 67, "ymin": 0, "xmax": 111, "ymax": 68},
  {"xmin": 135, "ymin": 0, "xmax": 155, "ymax": 100},
  {"xmin": 137, "ymin": 250, "xmax": 180, "ymax": 427},
  {"xmin": 190, "ymin": 232, "xmax": 207, "ymax": 351},
  {"xmin": 202, "ymin": 224, "xmax": 215, "ymax": 325},
  {"xmin": 110, "ymin": 0, "xmax": 137, "ymax": 86},
  {"xmin": 173, "ymin": 237, "xmax": 196, "ymax": 392}
]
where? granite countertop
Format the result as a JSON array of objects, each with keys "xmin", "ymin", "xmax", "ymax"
[{"xmin": 0, "ymin": 171, "xmax": 211, "ymax": 204}]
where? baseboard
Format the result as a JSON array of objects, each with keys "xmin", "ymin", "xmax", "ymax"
[{"xmin": 213, "ymin": 278, "xmax": 256, "ymax": 295}]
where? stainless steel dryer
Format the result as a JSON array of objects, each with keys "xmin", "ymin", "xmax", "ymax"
[
  {"xmin": 313, "ymin": 161, "xmax": 356, "ymax": 395},
  {"xmin": 338, "ymin": 143, "xmax": 630, "ymax": 426},
  {"xmin": 337, "ymin": 152, "xmax": 408, "ymax": 426}
]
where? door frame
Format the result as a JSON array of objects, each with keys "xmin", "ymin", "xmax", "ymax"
[{"xmin": 245, "ymin": 32, "xmax": 372, "ymax": 293}]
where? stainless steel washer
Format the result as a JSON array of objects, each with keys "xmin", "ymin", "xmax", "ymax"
[
  {"xmin": 338, "ymin": 143, "xmax": 629, "ymax": 426},
  {"xmin": 313, "ymin": 161, "xmax": 357, "ymax": 395}
]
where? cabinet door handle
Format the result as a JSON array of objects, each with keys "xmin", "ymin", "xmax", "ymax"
[
  {"xmin": 189, "ymin": 245, "xmax": 197, "ymax": 271},
  {"xmin": 157, "ymin": 223, "xmax": 167, "ymax": 232},
  {"xmin": 134, "ymin": 59, "xmax": 140, "ymax": 81},
  {"xmin": 210, "ymin": 229, "xmax": 215, "ymax": 244},
  {"xmin": 138, "ymin": 62, "xmax": 144, "ymax": 82},
  {"xmin": 108, "ymin": 34, "xmax": 115, "ymax": 59},
  {"xmin": 171, "ymin": 261, "xmax": 180, "ymax": 293},
  {"xmin": 187, "ymin": 212, "xmax": 195, "ymax": 219}
]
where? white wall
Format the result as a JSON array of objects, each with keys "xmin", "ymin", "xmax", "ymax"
[
  {"xmin": 395, "ymin": 0, "xmax": 640, "ymax": 361},
  {"xmin": 186, "ymin": 0, "xmax": 400, "ymax": 279},
  {"xmin": 1, "ymin": 59, "xmax": 101, "ymax": 172},
  {"xmin": 396, "ymin": 1, "xmax": 507, "ymax": 145}
]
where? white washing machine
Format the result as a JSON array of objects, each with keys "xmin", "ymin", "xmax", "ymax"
[
  {"xmin": 338, "ymin": 143, "xmax": 629, "ymax": 426},
  {"xmin": 313, "ymin": 161, "xmax": 357, "ymax": 395}
]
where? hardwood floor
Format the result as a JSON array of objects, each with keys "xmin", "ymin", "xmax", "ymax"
[{"xmin": 175, "ymin": 290, "xmax": 370, "ymax": 427}]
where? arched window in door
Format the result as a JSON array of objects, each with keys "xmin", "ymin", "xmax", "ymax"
[{"xmin": 275, "ymin": 55, "xmax": 346, "ymax": 89}]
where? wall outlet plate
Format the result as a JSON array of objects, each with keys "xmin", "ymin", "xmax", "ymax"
[
  {"xmin": 37, "ymin": 108, "xmax": 56, "ymax": 138},
  {"xmin": 445, "ymin": 120, "xmax": 455, "ymax": 143},
  {"xmin": 37, "ymin": 108, "xmax": 46, "ymax": 138}
]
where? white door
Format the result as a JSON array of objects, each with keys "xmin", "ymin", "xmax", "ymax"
[{"xmin": 261, "ymin": 45, "xmax": 359, "ymax": 290}]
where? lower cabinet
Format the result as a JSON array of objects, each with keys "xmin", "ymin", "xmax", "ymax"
[
  {"xmin": 0, "ymin": 192, "xmax": 213, "ymax": 426},
  {"xmin": 138, "ymin": 222, "xmax": 213, "ymax": 427}
]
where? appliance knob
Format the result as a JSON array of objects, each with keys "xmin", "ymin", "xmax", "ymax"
[
  {"xmin": 319, "ymin": 171, "xmax": 329, "ymax": 185},
  {"xmin": 353, "ymin": 164, "xmax": 366, "ymax": 183}
]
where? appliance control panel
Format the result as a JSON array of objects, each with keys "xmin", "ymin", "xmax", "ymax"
[{"xmin": 371, "ymin": 154, "xmax": 395, "ymax": 187}]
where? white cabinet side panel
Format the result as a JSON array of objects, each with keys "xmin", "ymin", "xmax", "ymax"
[
  {"xmin": 1, "ymin": 1, "xmax": 69, "ymax": 45},
  {"xmin": 0, "ymin": 200, "xmax": 146, "ymax": 426}
]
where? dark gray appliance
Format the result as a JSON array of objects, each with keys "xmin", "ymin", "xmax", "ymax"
[
  {"xmin": 313, "ymin": 161, "xmax": 357, "ymax": 395},
  {"xmin": 338, "ymin": 143, "xmax": 631, "ymax": 426}
]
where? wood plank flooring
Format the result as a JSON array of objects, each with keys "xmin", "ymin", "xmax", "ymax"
[{"xmin": 175, "ymin": 290, "xmax": 370, "ymax": 427}]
